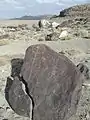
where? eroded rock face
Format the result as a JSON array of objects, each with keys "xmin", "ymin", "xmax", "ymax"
[{"xmin": 5, "ymin": 44, "xmax": 83, "ymax": 120}]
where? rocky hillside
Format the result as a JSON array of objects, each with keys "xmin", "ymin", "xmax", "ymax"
[{"xmin": 59, "ymin": 4, "xmax": 90, "ymax": 17}]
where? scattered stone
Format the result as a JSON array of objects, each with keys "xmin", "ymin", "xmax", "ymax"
[
  {"xmin": 0, "ymin": 28, "xmax": 5, "ymax": 34},
  {"xmin": 32, "ymin": 24, "xmax": 40, "ymax": 31},
  {"xmin": 38, "ymin": 38, "xmax": 44, "ymax": 41},
  {"xmin": 59, "ymin": 20, "xmax": 74, "ymax": 28},
  {"xmin": 7, "ymin": 26, "xmax": 17, "ymax": 30},
  {"xmin": 45, "ymin": 32, "xmax": 60, "ymax": 41},
  {"xmin": 0, "ymin": 34, "xmax": 9, "ymax": 39},
  {"xmin": 38, "ymin": 19, "xmax": 51, "ymax": 28},
  {"xmin": 77, "ymin": 63, "xmax": 89, "ymax": 79},
  {"xmin": 59, "ymin": 17, "xmax": 89, "ymax": 28},
  {"xmin": 51, "ymin": 22, "xmax": 59, "ymax": 28},
  {"xmin": 79, "ymin": 29, "xmax": 90, "ymax": 39},
  {"xmin": 82, "ymin": 83, "xmax": 90, "ymax": 87},
  {"xmin": 59, "ymin": 30, "xmax": 70, "ymax": 40},
  {"xmin": 9, "ymin": 28, "xmax": 16, "ymax": 32},
  {"xmin": 45, "ymin": 33, "xmax": 53, "ymax": 41}
]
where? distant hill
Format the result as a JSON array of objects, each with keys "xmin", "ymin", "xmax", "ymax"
[{"xmin": 11, "ymin": 15, "xmax": 52, "ymax": 20}]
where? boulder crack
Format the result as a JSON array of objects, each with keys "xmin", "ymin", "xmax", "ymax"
[{"xmin": 20, "ymin": 76, "xmax": 34, "ymax": 120}]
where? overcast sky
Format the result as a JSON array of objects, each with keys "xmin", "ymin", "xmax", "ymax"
[{"xmin": 0, "ymin": 0, "xmax": 89, "ymax": 19}]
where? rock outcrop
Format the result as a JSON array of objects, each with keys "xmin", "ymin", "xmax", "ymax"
[{"xmin": 59, "ymin": 4, "xmax": 90, "ymax": 17}]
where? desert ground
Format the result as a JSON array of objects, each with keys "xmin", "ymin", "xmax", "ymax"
[{"xmin": 0, "ymin": 10, "xmax": 90, "ymax": 120}]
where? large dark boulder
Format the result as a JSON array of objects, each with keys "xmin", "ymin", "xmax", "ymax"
[{"xmin": 5, "ymin": 44, "xmax": 83, "ymax": 120}]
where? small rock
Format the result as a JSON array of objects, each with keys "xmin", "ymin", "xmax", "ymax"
[
  {"xmin": 38, "ymin": 38, "xmax": 44, "ymax": 41},
  {"xmin": 32, "ymin": 24, "xmax": 40, "ymax": 31},
  {"xmin": 77, "ymin": 63, "xmax": 89, "ymax": 79},
  {"xmin": 79, "ymin": 29, "xmax": 90, "ymax": 38},
  {"xmin": 51, "ymin": 22, "xmax": 59, "ymax": 28},
  {"xmin": 18, "ymin": 24, "xmax": 28, "ymax": 30},
  {"xmin": 0, "ymin": 34, "xmax": 9, "ymax": 39},
  {"xmin": 9, "ymin": 28, "xmax": 16, "ymax": 32},
  {"xmin": 59, "ymin": 30, "xmax": 70, "ymax": 40},
  {"xmin": 38, "ymin": 19, "xmax": 51, "ymax": 28},
  {"xmin": 45, "ymin": 33, "xmax": 53, "ymax": 41}
]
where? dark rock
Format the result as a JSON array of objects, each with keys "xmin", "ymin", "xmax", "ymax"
[
  {"xmin": 21, "ymin": 44, "xmax": 83, "ymax": 120},
  {"xmin": 5, "ymin": 58, "xmax": 33, "ymax": 118},
  {"xmin": 45, "ymin": 32, "xmax": 59, "ymax": 41},
  {"xmin": 5, "ymin": 76, "xmax": 32, "ymax": 117},
  {"xmin": 45, "ymin": 34, "xmax": 53, "ymax": 41},
  {"xmin": 77, "ymin": 63, "xmax": 89, "ymax": 79},
  {"xmin": 11, "ymin": 58, "xmax": 23, "ymax": 77},
  {"xmin": 38, "ymin": 38, "xmax": 44, "ymax": 41},
  {"xmin": 5, "ymin": 77, "xmax": 13, "ymax": 103},
  {"xmin": 18, "ymin": 24, "xmax": 28, "ymax": 30},
  {"xmin": 7, "ymin": 26, "xmax": 17, "ymax": 29},
  {"xmin": 6, "ymin": 107, "xmax": 10, "ymax": 110},
  {"xmin": 38, "ymin": 20, "xmax": 42, "ymax": 28},
  {"xmin": 5, "ymin": 44, "xmax": 83, "ymax": 120}
]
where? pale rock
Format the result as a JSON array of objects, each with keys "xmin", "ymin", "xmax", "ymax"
[
  {"xmin": 38, "ymin": 19, "xmax": 51, "ymax": 28},
  {"xmin": 59, "ymin": 30, "xmax": 68, "ymax": 40},
  {"xmin": 9, "ymin": 28, "xmax": 16, "ymax": 32},
  {"xmin": 51, "ymin": 22, "xmax": 59, "ymax": 28}
]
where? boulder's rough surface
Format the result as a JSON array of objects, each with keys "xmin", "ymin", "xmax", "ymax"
[{"xmin": 5, "ymin": 44, "xmax": 83, "ymax": 120}]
